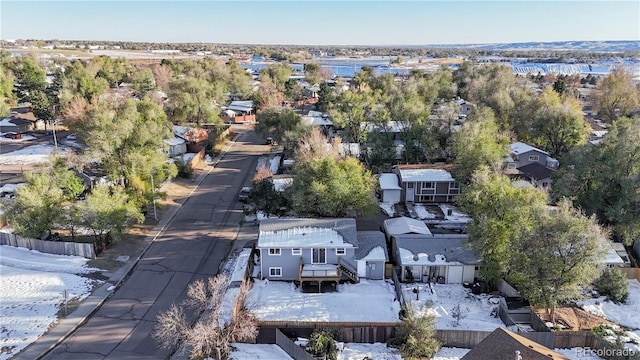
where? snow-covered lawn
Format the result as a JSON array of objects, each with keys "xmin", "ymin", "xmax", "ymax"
[
  {"xmin": 228, "ymin": 343, "xmax": 293, "ymax": 359},
  {"xmin": 403, "ymin": 283, "xmax": 504, "ymax": 330},
  {"xmin": 0, "ymin": 144, "xmax": 66, "ymax": 165},
  {"xmin": 0, "ymin": 245, "xmax": 101, "ymax": 360},
  {"xmin": 577, "ymin": 279, "xmax": 640, "ymax": 330},
  {"xmin": 338, "ymin": 342, "xmax": 401, "ymax": 360},
  {"xmin": 248, "ymin": 279, "xmax": 401, "ymax": 322}
]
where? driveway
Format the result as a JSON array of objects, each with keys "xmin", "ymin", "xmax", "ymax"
[{"xmin": 42, "ymin": 130, "xmax": 268, "ymax": 359}]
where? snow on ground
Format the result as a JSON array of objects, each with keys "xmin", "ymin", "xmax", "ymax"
[
  {"xmin": 0, "ymin": 134, "xmax": 36, "ymax": 143},
  {"xmin": 0, "ymin": 245, "xmax": 101, "ymax": 360},
  {"xmin": 338, "ymin": 342, "xmax": 401, "ymax": 360},
  {"xmin": 438, "ymin": 204, "xmax": 472, "ymax": 223},
  {"xmin": 379, "ymin": 202, "xmax": 396, "ymax": 217},
  {"xmin": 0, "ymin": 144, "xmax": 65, "ymax": 165},
  {"xmin": 577, "ymin": 279, "xmax": 640, "ymax": 329},
  {"xmin": 403, "ymin": 283, "xmax": 504, "ymax": 330},
  {"xmin": 228, "ymin": 343, "xmax": 293, "ymax": 360},
  {"xmin": 432, "ymin": 347, "xmax": 470, "ymax": 360},
  {"xmin": 248, "ymin": 279, "xmax": 401, "ymax": 322},
  {"xmin": 414, "ymin": 204, "xmax": 436, "ymax": 219}
]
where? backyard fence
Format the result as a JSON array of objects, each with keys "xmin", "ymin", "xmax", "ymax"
[
  {"xmin": 260, "ymin": 322, "xmax": 399, "ymax": 343},
  {"xmin": 619, "ymin": 267, "xmax": 640, "ymax": 282},
  {"xmin": 274, "ymin": 328, "xmax": 316, "ymax": 360},
  {"xmin": 0, "ymin": 232, "xmax": 96, "ymax": 258}
]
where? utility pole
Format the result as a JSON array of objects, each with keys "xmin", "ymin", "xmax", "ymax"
[{"xmin": 150, "ymin": 170, "xmax": 157, "ymax": 221}]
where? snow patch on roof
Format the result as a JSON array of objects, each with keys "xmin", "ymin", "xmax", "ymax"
[
  {"xmin": 399, "ymin": 248, "xmax": 462, "ymax": 266},
  {"xmin": 510, "ymin": 141, "xmax": 549, "ymax": 156},
  {"xmin": 379, "ymin": 173, "xmax": 401, "ymax": 190},
  {"xmin": 361, "ymin": 246, "xmax": 387, "ymax": 261},
  {"xmin": 398, "ymin": 168, "xmax": 454, "ymax": 183},
  {"xmin": 259, "ymin": 227, "xmax": 354, "ymax": 248},
  {"xmin": 164, "ymin": 137, "xmax": 186, "ymax": 146}
]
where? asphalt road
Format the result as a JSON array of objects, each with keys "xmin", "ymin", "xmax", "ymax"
[{"xmin": 43, "ymin": 129, "xmax": 268, "ymax": 360}]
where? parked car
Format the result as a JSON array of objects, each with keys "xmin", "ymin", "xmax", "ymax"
[
  {"xmin": 2, "ymin": 132, "xmax": 21, "ymax": 139},
  {"xmin": 238, "ymin": 186, "xmax": 252, "ymax": 202}
]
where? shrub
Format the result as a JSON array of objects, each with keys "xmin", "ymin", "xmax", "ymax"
[
  {"xmin": 308, "ymin": 329, "xmax": 337, "ymax": 360},
  {"xmin": 594, "ymin": 267, "xmax": 629, "ymax": 303},
  {"xmin": 175, "ymin": 159, "xmax": 194, "ymax": 179},
  {"xmin": 389, "ymin": 304, "xmax": 441, "ymax": 360}
]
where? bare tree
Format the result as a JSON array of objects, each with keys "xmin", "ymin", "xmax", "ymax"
[
  {"xmin": 296, "ymin": 127, "xmax": 342, "ymax": 164},
  {"xmin": 153, "ymin": 275, "xmax": 258, "ymax": 360},
  {"xmin": 450, "ymin": 302, "xmax": 469, "ymax": 327}
]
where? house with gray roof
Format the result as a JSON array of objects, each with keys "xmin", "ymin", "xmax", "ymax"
[
  {"xmin": 257, "ymin": 218, "xmax": 388, "ymax": 290},
  {"xmin": 391, "ymin": 234, "xmax": 480, "ymax": 284},
  {"xmin": 393, "ymin": 164, "xmax": 460, "ymax": 203}
]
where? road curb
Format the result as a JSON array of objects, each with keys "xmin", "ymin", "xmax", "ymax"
[{"xmin": 26, "ymin": 130, "xmax": 246, "ymax": 360}]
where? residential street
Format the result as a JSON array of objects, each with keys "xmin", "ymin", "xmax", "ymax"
[{"xmin": 41, "ymin": 129, "xmax": 267, "ymax": 359}]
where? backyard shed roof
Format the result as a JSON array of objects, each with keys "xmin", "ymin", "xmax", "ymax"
[
  {"xmin": 394, "ymin": 234, "xmax": 480, "ymax": 265},
  {"xmin": 379, "ymin": 173, "xmax": 401, "ymax": 190},
  {"xmin": 384, "ymin": 216, "xmax": 431, "ymax": 236},
  {"xmin": 355, "ymin": 231, "xmax": 388, "ymax": 261}
]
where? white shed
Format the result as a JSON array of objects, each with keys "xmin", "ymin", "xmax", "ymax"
[{"xmin": 379, "ymin": 173, "xmax": 401, "ymax": 204}]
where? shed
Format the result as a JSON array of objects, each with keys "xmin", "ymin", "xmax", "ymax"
[
  {"xmin": 164, "ymin": 137, "xmax": 187, "ymax": 157},
  {"xmin": 379, "ymin": 173, "xmax": 401, "ymax": 204},
  {"xmin": 355, "ymin": 231, "xmax": 388, "ymax": 280}
]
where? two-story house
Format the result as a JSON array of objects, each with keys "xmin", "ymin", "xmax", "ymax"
[
  {"xmin": 257, "ymin": 218, "xmax": 388, "ymax": 291},
  {"xmin": 507, "ymin": 142, "xmax": 559, "ymax": 188},
  {"xmin": 392, "ymin": 164, "xmax": 460, "ymax": 203}
]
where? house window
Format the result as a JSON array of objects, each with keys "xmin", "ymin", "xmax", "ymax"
[
  {"xmin": 268, "ymin": 248, "xmax": 281, "ymax": 256},
  {"xmin": 269, "ymin": 267, "xmax": 282, "ymax": 277},
  {"xmin": 529, "ymin": 155, "xmax": 539, "ymax": 162},
  {"xmin": 451, "ymin": 181, "xmax": 459, "ymax": 189},
  {"xmin": 312, "ymin": 248, "xmax": 326, "ymax": 264},
  {"xmin": 336, "ymin": 248, "xmax": 346, "ymax": 256},
  {"xmin": 407, "ymin": 182, "xmax": 414, "ymax": 188},
  {"xmin": 291, "ymin": 248, "xmax": 302, "ymax": 255},
  {"xmin": 423, "ymin": 182, "xmax": 434, "ymax": 189}
]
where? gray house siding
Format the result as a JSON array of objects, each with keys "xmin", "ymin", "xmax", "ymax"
[
  {"xmin": 260, "ymin": 247, "xmax": 356, "ymax": 281},
  {"xmin": 513, "ymin": 150, "xmax": 547, "ymax": 168},
  {"xmin": 402, "ymin": 181, "xmax": 458, "ymax": 203},
  {"xmin": 365, "ymin": 260, "xmax": 385, "ymax": 280}
]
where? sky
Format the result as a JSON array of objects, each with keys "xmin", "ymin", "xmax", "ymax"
[{"xmin": 1, "ymin": 1, "xmax": 639, "ymax": 45}]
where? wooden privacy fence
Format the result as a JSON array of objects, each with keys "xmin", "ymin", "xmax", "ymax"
[
  {"xmin": 436, "ymin": 328, "xmax": 613, "ymax": 352},
  {"xmin": 619, "ymin": 267, "xmax": 640, "ymax": 282},
  {"xmin": 260, "ymin": 322, "xmax": 399, "ymax": 343},
  {"xmin": 275, "ymin": 328, "xmax": 316, "ymax": 360},
  {"xmin": 0, "ymin": 232, "xmax": 96, "ymax": 258}
]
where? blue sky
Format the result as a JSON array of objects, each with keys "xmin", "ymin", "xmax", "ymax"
[{"xmin": 1, "ymin": 1, "xmax": 639, "ymax": 45}]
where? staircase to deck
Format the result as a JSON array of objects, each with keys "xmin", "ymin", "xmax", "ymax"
[{"xmin": 338, "ymin": 259, "xmax": 359, "ymax": 283}]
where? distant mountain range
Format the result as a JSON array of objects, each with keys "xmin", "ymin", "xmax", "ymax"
[{"xmin": 421, "ymin": 41, "xmax": 640, "ymax": 52}]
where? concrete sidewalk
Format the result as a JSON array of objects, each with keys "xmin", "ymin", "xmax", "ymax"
[{"xmin": 14, "ymin": 131, "xmax": 246, "ymax": 360}]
